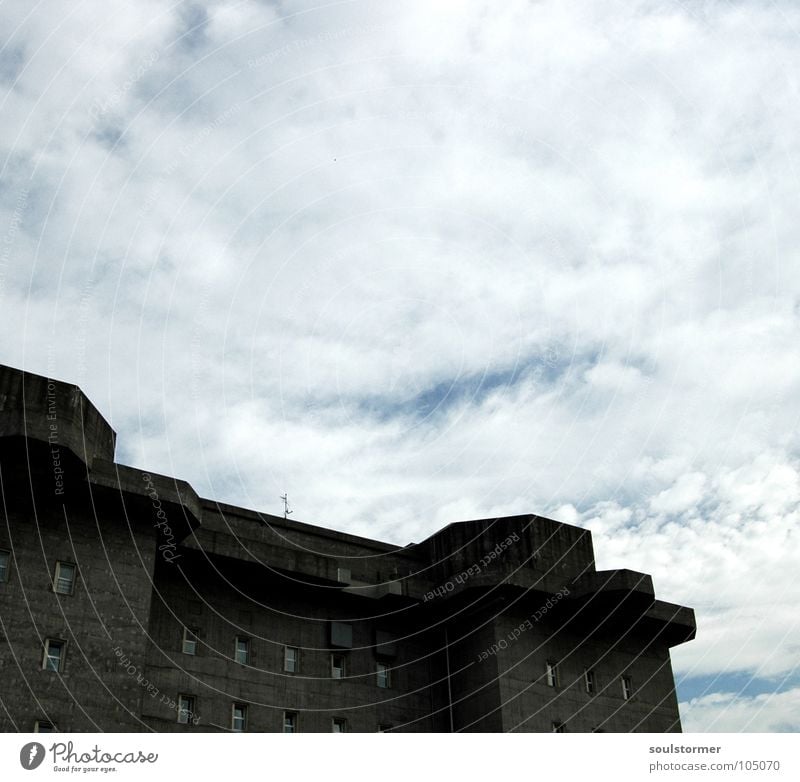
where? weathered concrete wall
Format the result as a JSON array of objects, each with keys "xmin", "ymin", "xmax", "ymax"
[
  {"xmin": 141, "ymin": 551, "xmax": 444, "ymax": 732},
  {"xmin": 490, "ymin": 608, "xmax": 682, "ymax": 733},
  {"xmin": 0, "ymin": 488, "xmax": 157, "ymax": 732},
  {"xmin": 0, "ymin": 364, "xmax": 115, "ymax": 469}
]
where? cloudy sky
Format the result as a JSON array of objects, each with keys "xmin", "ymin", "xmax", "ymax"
[{"xmin": 2, "ymin": 0, "xmax": 799, "ymax": 732}]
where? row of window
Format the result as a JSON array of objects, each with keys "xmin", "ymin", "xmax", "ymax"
[
  {"xmin": 33, "ymin": 710, "xmax": 392, "ymax": 733},
  {"xmin": 37, "ymin": 639, "xmax": 385, "ymax": 731},
  {"xmin": 32, "ymin": 711, "xmax": 592, "ymax": 738},
  {"xmin": 176, "ymin": 696, "xmax": 388, "ymax": 733},
  {"xmin": 28, "ymin": 713, "xmax": 598, "ymax": 736},
  {"xmin": 182, "ymin": 628, "xmax": 392, "ymax": 687},
  {"xmin": 545, "ymin": 661, "xmax": 633, "ymax": 700},
  {"xmin": 0, "ymin": 553, "xmax": 77, "ymax": 594},
  {"xmin": 0, "ymin": 557, "xmax": 365, "ymax": 594},
  {"xmin": 43, "ymin": 641, "xmax": 629, "ymax": 703},
  {"xmin": 31, "ymin": 714, "xmax": 592, "ymax": 733},
  {"xmin": 40, "ymin": 637, "xmax": 393, "ymax": 688}
]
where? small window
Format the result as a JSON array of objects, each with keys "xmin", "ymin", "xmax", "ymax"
[
  {"xmin": 43, "ymin": 639, "xmax": 65, "ymax": 672},
  {"xmin": 622, "ymin": 675, "xmax": 633, "ymax": 700},
  {"xmin": 552, "ymin": 720, "xmax": 566, "ymax": 733},
  {"xmin": 34, "ymin": 720, "xmax": 55, "ymax": 733},
  {"xmin": 53, "ymin": 562, "xmax": 76, "ymax": 595},
  {"xmin": 337, "ymin": 567, "xmax": 351, "ymax": 583},
  {"xmin": 584, "ymin": 669, "xmax": 596, "ymax": 694},
  {"xmin": 182, "ymin": 627, "xmax": 198, "ymax": 655},
  {"xmin": 283, "ymin": 712, "xmax": 297, "ymax": 733},
  {"xmin": 0, "ymin": 549, "xmax": 10, "ymax": 582},
  {"xmin": 545, "ymin": 661, "xmax": 559, "ymax": 688},
  {"xmin": 284, "ymin": 646, "xmax": 298, "ymax": 673},
  {"xmin": 331, "ymin": 653, "xmax": 346, "ymax": 679},
  {"xmin": 231, "ymin": 703, "xmax": 247, "ymax": 732},
  {"xmin": 332, "ymin": 717, "xmax": 347, "ymax": 733},
  {"xmin": 234, "ymin": 637, "xmax": 249, "ymax": 664},
  {"xmin": 330, "ymin": 621, "xmax": 353, "ymax": 648},
  {"xmin": 177, "ymin": 694, "xmax": 195, "ymax": 724},
  {"xmin": 376, "ymin": 661, "xmax": 391, "ymax": 689}
]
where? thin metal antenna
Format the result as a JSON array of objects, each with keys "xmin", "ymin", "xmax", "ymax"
[{"xmin": 280, "ymin": 493, "xmax": 293, "ymax": 519}]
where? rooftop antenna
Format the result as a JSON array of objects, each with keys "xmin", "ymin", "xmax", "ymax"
[{"xmin": 280, "ymin": 493, "xmax": 293, "ymax": 519}]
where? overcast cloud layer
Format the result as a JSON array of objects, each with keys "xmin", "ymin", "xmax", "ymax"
[{"xmin": 1, "ymin": 0, "xmax": 799, "ymax": 732}]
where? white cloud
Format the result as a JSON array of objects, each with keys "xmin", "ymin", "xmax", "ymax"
[
  {"xmin": 649, "ymin": 472, "xmax": 707, "ymax": 515},
  {"xmin": 681, "ymin": 688, "xmax": 800, "ymax": 732}
]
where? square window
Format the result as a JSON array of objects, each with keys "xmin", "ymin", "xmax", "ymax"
[
  {"xmin": 332, "ymin": 717, "xmax": 347, "ymax": 733},
  {"xmin": 622, "ymin": 675, "xmax": 633, "ymax": 700},
  {"xmin": 234, "ymin": 637, "xmax": 249, "ymax": 664},
  {"xmin": 177, "ymin": 695, "xmax": 195, "ymax": 724},
  {"xmin": 284, "ymin": 646, "xmax": 298, "ymax": 673},
  {"xmin": 336, "ymin": 567, "xmax": 351, "ymax": 583},
  {"xmin": 331, "ymin": 653, "xmax": 346, "ymax": 679},
  {"xmin": 43, "ymin": 639, "xmax": 64, "ymax": 672},
  {"xmin": 34, "ymin": 720, "xmax": 56, "ymax": 733},
  {"xmin": 376, "ymin": 662, "xmax": 391, "ymax": 689},
  {"xmin": 182, "ymin": 627, "xmax": 198, "ymax": 655},
  {"xmin": 330, "ymin": 621, "xmax": 353, "ymax": 648},
  {"xmin": 546, "ymin": 661, "xmax": 559, "ymax": 688},
  {"xmin": 231, "ymin": 703, "xmax": 247, "ymax": 732},
  {"xmin": 283, "ymin": 712, "xmax": 297, "ymax": 733},
  {"xmin": 53, "ymin": 562, "xmax": 76, "ymax": 595},
  {"xmin": 584, "ymin": 669, "xmax": 596, "ymax": 694},
  {"xmin": 0, "ymin": 549, "xmax": 10, "ymax": 582},
  {"xmin": 552, "ymin": 721, "xmax": 566, "ymax": 733}
]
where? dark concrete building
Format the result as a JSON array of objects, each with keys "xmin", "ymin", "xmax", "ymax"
[{"xmin": 0, "ymin": 363, "xmax": 695, "ymax": 733}]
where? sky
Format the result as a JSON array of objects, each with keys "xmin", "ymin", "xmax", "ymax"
[{"xmin": 1, "ymin": 0, "xmax": 799, "ymax": 732}]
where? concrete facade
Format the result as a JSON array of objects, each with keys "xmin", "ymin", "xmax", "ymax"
[{"xmin": 0, "ymin": 364, "xmax": 695, "ymax": 732}]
